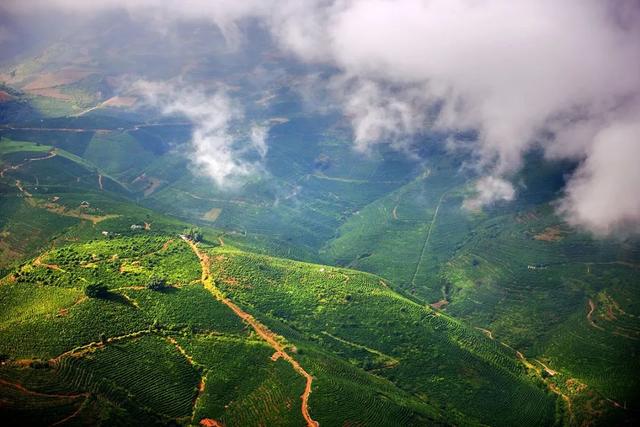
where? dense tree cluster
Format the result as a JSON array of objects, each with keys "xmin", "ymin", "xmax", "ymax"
[
  {"xmin": 184, "ymin": 228, "xmax": 203, "ymax": 242},
  {"xmin": 84, "ymin": 282, "xmax": 108, "ymax": 298},
  {"xmin": 147, "ymin": 276, "xmax": 168, "ymax": 291}
]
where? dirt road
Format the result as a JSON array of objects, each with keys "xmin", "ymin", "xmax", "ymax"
[
  {"xmin": 587, "ymin": 299, "xmax": 605, "ymax": 330},
  {"xmin": 1, "ymin": 150, "xmax": 57, "ymax": 178},
  {"xmin": 181, "ymin": 236, "xmax": 319, "ymax": 427}
]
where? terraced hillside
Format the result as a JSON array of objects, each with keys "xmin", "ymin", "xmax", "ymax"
[
  {"xmin": 1, "ymin": 234, "xmax": 559, "ymax": 426},
  {"xmin": 322, "ymin": 155, "xmax": 640, "ymax": 425},
  {"xmin": 0, "ymin": 136, "xmax": 193, "ymax": 270},
  {"xmin": 1, "ymin": 126, "xmax": 637, "ymax": 426},
  {"xmin": 1, "ymin": 8, "xmax": 639, "ymax": 426},
  {"xmin": 2, "ymin": 108, "xmax": 639, "ymax": 426}
]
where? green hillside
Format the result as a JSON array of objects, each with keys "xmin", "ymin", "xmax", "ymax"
[
  {"xmin": 0, "ymin": 234, "xmax": 560, "ymax": 426},
  {"xmin": 1, "ymin": 121, "xmax": 637, "ymax": 426},
  {"xmin": 0, "ymin": 137, "xmax": 190, "ymax": 270},
  {"xmin": 0, "ymin": 15, "xmax": 638, "ymax": 426}
]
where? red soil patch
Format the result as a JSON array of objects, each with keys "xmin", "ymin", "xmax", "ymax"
[
  {"xmin": 430, "ymin": 299, "xmax": 449, "ymax": 309},
  {"xmin": 566, "ymin": 378, "xmax": 587, "ymax": 394},
  {"xmin": 533, "ymin": 226, "xmax": 563, "ymax": 242},
  {"xmin": 132, "ymin": 173, "xmax": 163, "ymax": 196},
  {"xmin": 143, "ymin": 178, "xmax": 162, "ymax": 197},
  {"xmin": 101, "ymin": 95, "xmax": 137, "ymax": 108},
  {"xmin": 33, "ymin": 254, "xmax": 63, "ymax": 272},
  {"xmin": 200, "ymin": 419, "xmax": 224, "ymax": 427},
  {"xmin": 161, "ymin": 239, "xmax": 174, "ymax": 251}
]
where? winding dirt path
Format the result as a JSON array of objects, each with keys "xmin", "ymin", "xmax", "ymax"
[
  {"xmin": 321, "ymin": 331, "xmax": 398, "ymax": 367},
  {"xmin": 0, "ymin": 377, "xmax": 90, "ymax": 425},
  {"xmin": 1, "ymin": 150, "xmax": 57, "ymax": 180},
  {"xmin": 392, "ymin": 205, "xmax": 399, "ymax": 220},
  {"xmin": 181, "ymin": 236, "xmax": 319, "ymax": 427},
  {"xmin": 587, "ymin": 299, "xmax": 605, "ymax": 330},
  {"xmin": 475, "ymin": 327, "xmax": 494, "ymax": 340},
  {"xmin": 2, "ymin": 150, "xmax": 118, "ymax": 222},
  {"xmin": 0, "ymin": 378, "xmax": 88, "ymax": 400},
  {"xmin": 533, "ymin": 359, "xmax": 557, "ymax": 376},
  {"xmin": 52, "ymin": 330, "xmax": 151, "ymax": 362}
]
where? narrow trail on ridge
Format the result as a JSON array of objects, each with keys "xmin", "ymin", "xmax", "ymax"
[
  {"xmin": 180, "ymin": 236, "xmax": 319, "ymax": 427},
  {"xmin": 410, "ymin": 190, "xmax": 447, "ymax": 287},
  {"xmin": 1, "ymin": 150, "xmax": 57, "ymax": 179}
]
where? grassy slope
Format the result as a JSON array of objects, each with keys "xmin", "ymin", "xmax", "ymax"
[
  {"xmin": 321, "ymin": 157, "xmax": 640, "ymax": 425},
  {"xmin": 0, "ymin": 236, "xmax": 450, "ymax": 426},
  {"xmin": 0, "ymin": 235, "xmax": 559, "ymax": 426},
  {"xmin": 207, "ymin": 245, "xmax": 557, "ymax": 427},
  {"xmin": 0, "ymin": 97, "xmax": 637, "ymax": 426},
  {"xmin": 0, "ymin": 137, "xmax": 189, "ymax": 270}
]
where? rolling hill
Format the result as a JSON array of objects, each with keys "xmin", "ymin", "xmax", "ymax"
[
  {"xmin": 1, "ymin": 234, "xmax": 559, "ymax": 426},
  {"xmin": 0, "ymin": 12, "xmax": 638, "ymax": 425}
]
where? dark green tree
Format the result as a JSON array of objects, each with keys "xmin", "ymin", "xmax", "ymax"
[
  {"xmin": 184, "ymin": 227, "xmax": 203, "ymax": 242},
  {"xmin": 147, "ymin": 276, "xmax": 167, "ymax": 291},
  {"xmin": 85, "ymin": 282, "xmax": 108, "ymax": 298}
]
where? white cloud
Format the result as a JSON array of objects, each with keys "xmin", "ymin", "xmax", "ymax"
[
  {"xmin": 558, "ymin": 118, "xmax": 640, "ymax": 236},
  {"xmin": 304, "ymin": 0, "xmax": 640, "ymax": 236},
  {"xmin": 6, "ymin": 0, "xmax": 640, "ymax": 235},
  {"xmin": 249, "ymin": 124, "xmax": 268, "ymax": 158},
  {"xmin": 133, "ymin": 80, "xmax": 269, "ymax": 188},
  {"xmin": 463, "ymin": 176, "xmax": 516, "ymax": 212},
  {"xmin": 330, "ymin": 76, "xmax": 432, "ymax": 153}
]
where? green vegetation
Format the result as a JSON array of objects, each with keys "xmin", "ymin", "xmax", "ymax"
[
  {"xmin": 0, "ymin": 235, "xmax": 554, "ymax": 426},
  {"xmin": 183, "ymin": 227, "xmax": 203, "ymax": 243},
  {"xmin": 207, "ymin": 246, "xmax": 556, "ymax": 427},
  {"xmin": 0, "ymin": 81, "xmax": 637, "ymax": 426},
  {"xmin": 147, "ymin": 276, "xmax": 168, "ymax": 291},
  {"xmin": 84, "ymin": 282, "xmax": 108, "ymax": 298}
]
